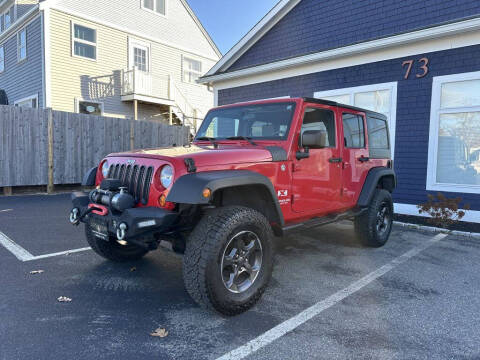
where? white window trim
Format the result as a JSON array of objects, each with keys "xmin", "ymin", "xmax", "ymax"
[
  {"xmin": 14, "ymin": 93, "xmax": 38, "ymax": 108},
  {"xmin": 75, "ymin": 98, "xmax": 104, "ymax": 115},
  {"xmin": 1, "ymin": 4, "xmax": 15, "ymax": 32},
  {"xmin": 0, "ymin": 45, "xmax": 4, "ymax": 73},
  {"xmin": 71, "ymin": 21, "xmax": 97, "ymax": 61},
  {"xmin": 17, "ymin": 27, "xmax": 26, "ymax": 62},
  {"xmin": 128, "ymin": 37, "xmax": 151, "ymax": 72},
  {"xmin": 182, "ymin": 55, "xmax": 203, "ymax": 85},
  {"xmin": 427, "ymin": 71, "xmax": 480, "ymax": 194},
  {"xmin": 314, "ymin": 81, "xmax": 398, "ymax": 158},
  {"xmin": 140, "ymin": 0, "xmax": 167, "ymax": 18}
]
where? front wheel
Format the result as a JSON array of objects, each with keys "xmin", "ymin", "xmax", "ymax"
[
  {"xmin": 183, "ymin": 206, "xmax": 274, "ymax": 316},
  {"xmin": 354, "ymin": 189, "xmax": 393, "ymax": 247}
]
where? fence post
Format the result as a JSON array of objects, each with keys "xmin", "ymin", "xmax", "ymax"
[
  {"xmin": 130, "ymin": 119, "xmax": 135, "ymax": 150},
  {"xmin": 47, "ymin": 108, "xmax": 54, "ymax": 193}
]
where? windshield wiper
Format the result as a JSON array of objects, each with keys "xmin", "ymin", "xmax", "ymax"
[
  {"xmin": 226, "ymin": 136, "xmax": 257, "ymax": 146},
  {"xmin": 195, "ymin": 136, "xmax": 219, "ymax": 149}
]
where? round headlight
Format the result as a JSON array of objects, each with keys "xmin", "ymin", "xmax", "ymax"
[
  {"xmin": 101, "ymin": 160, "xmax": 110, "ymax": 178},
  {"xmin": 160, "ymin": 165, "xmax": 174, "ymax": 188}
]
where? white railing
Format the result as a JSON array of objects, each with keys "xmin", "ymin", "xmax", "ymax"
[
  {"xmin": 121, "ymin": 67, "xmax": 202, "ymax": 131},
  {"xmin": 122, "ymin": 67, "xmax": 169, "ymax": 100}
]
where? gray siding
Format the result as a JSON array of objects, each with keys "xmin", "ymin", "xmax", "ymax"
[
  {"xmin": 16, "ymin": 1, "xmax": 38, "ymax": 18},
  {"xmin": 0, "ymin": 15, "xmax": 44, "ymax": 107}
]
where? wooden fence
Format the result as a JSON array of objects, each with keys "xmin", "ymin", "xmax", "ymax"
[{"xmin": 0, "ymin": 105, "xmax": 189, "ymax": 188}]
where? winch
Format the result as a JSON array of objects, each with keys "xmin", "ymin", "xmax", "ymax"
[{"xmin": 89, "ymin": 179, "xmax": 135, "ymax": 212}]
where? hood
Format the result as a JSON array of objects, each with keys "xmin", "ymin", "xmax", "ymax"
[{"xmin": 108, "ymin": 144, "xmax": 277, "ymax": 166}]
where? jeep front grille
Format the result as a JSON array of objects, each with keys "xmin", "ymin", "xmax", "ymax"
[{"xmin": 107, "ymin": 163, "xmax": 154, "ymax": 205}]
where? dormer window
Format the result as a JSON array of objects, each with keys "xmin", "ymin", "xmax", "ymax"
[{"xmin": 142, "ymin": 0, "xmax": 166, "ymax": 16}]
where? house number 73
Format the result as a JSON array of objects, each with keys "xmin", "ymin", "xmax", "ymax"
[{"xmin": 402, "ymin": 58, "xmax": 429, "ymax": 79}]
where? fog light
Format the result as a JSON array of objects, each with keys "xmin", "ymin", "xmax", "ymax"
[{"xmin": 202, "ymin": 188, "xmax": 211, "ymax": 199}]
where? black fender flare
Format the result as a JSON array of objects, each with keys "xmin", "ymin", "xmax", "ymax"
[
  {"xmin": 82, "ymin": 167, "xmax": 98, "ymax": 186},
  {"xmin": 357, "ymin": 167, "xmax": 396, "ymax": 207},
  {"xmin": 166, "ymin": 170, "xmax": 284, "ymax": 226}
]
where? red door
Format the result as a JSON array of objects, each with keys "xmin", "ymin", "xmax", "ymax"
[
  {"xmin": 340, "ymin": 111, "xmax": 370, "ymax": 209},
  {"xmin": 291, "ymin": 105, "xmax": 343, "ymax": 214}
]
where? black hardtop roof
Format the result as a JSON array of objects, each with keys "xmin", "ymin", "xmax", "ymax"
[{"xmin": 302, "ymin": 97, "xmax": 388, "ymax": 120}]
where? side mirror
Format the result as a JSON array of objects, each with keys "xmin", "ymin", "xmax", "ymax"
[{"xmin": 301, "ymin": 130, "xmax": 327, "ymax": 149}]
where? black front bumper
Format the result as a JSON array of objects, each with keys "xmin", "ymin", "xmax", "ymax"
[{"xmin": 71, "ymin": 192, "xmax": 178, "ymax": 242}]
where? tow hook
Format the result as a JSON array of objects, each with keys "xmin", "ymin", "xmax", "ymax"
[
  {"xmin": 116, "ymin": 223, "xmax": 128, "ymax": 241},
  {"xmin": 69, "ymin": 208, "xmax": 80, "ymax": 226}
]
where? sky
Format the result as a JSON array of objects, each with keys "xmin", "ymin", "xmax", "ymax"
[{"xmin": 186, "ymin": 0, "xmax": 280, "ymax": 55}]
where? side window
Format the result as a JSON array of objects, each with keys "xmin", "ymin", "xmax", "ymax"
[
  {"xmin": 342, "ymin": 113, "xmax": 365, "ymax": 148},
  {"xmin": 302, "ymin": 108, "xmax": 336, "ymax": 147},
  {"xmin": 366, "ymin": 117, "xmax": 389, "ymax": 149}
]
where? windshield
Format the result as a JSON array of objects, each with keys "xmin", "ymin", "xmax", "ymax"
[{"xmin": 195, "ymin": 102, "xmax": 297, "ymax": 141}]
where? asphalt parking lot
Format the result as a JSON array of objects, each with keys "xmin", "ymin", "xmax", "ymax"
[{"xmin": 1, "ymin": 194, "xmax": 480, "ymax": 360}]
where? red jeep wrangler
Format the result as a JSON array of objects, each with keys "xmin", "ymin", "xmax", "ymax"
[{"xmin": 70, "ymin": 98, "xmax": 396, "ymax": 315}]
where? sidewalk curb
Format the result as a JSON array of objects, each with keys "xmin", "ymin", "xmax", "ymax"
[{"xmin": 394, "ymin": 221, "xmax": 480, "ymax": 239}]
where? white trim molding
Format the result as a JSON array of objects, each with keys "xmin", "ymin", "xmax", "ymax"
[
  {"xmin": 75, "ymin": 97, "xmax": 104, "ymax": 115},
  {"xmin": 426, "ymin": 71, "xmax": 480, "ymax": 195},
  {"xmin": 71, "ymin": 20, "xmax": 97, "ymax": 61},
  {"xmin": 42, "ymin": 7, "xmax": 51, "ymax": 108},
  {"xmin": 314, "ymin": 82, "xmax": 398, "ymax": 158},
  {"xmin": 395, "ymin": 203, "xmax": 480, "ymax": 223},
  {"xmin": 14, "ymin": 93, "xmax": 39, "ymax": 108},
  {"xmin": 205, "ymin": 0, "xmax": 301, "ymax": 77},
  {"xmin": 201, "ymin": 16, "xmax": 480, "ymax": 85}
]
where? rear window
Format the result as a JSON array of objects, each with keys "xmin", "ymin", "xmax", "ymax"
[{"xmin": 367, "ymin": 117, "xmax": 389, "ymax": 149}]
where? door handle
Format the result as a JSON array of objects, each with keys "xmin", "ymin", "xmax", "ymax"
[
  {"xmin": 358, "ymin": 156, "xmax": 370, "ymax": 163},
  {"xmin": 329, "ymin": 157, "xmax": 342, "ymax": 163}
]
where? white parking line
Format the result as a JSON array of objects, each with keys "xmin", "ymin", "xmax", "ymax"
[
  {"xmin": 0, "ymin": 230, "xmax": 91, "ymax": 262},
  {"xmin": 217, "ymin": 233, "xmax": 448, "ymax": 360},
  {"xmin": 0, "ymin": 209, "xmax": 13, "ymax": 213}
]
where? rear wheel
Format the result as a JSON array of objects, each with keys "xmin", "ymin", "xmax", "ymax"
[
  {"xmin": 355, "ymin": 189, "xmax": 393, "ymax": 247},
  {"xmin": 183, "ymin": 206, "xmax": 274, "ymax": 316},
  {"xmin": 85, "ymin": 224, "xmax": 148, "ymax": 262}
]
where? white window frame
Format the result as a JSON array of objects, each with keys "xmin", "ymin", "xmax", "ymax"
[
  {"xmin": 2, "ymin": 5, "xmax": 15, "ymax": 32},
  {"xmin": 17, "ymin": 27, "xmax": 26, "ymax": 62},
  {"xmin": 427, "ymin": 71, "xmax": 480, "ymax": 194},
  {"xmin": 75, "ymin": 98, "xmax": 104, "ymax": 115},
  {"xmin": 141, "ymin": 0, "xmax": 167, "ymax": 17},
  {"xmin": 182, "ymin": 55, "xmax": 203, "ymax": 85},
  {"xmin": 14, "ymin": 93, "xmax": 39, "ymax": 108},
  {"xmin": 128, "ymin": 37, "xmax": 151, "ymax": 73},
  {"xmin": 0, "ymin": 45, "xmax": 4, "ymax": 73},
  {"xmin": 314, "ymin": 82, "xmax": 398, "ymax": 158},
  {"xmin": 71, "ymin": 21, "xmax": 97, "ymax": 61}
]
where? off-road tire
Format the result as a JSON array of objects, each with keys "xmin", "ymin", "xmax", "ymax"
[
  {"xmin": 85, "ymin": 224, "xmax": 148, "ymax": 262},
  {"xmin": 354, "ymin": 189, "xmax": 393, "ymax": 247},
  {"xmin": 183, "ymin": 206, "xmax": 274, "ymax": 316}
]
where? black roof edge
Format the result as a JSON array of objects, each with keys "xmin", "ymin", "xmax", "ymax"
[{"xmin": 302, "ymin": 97, "xmax": 387, "ymax": 119}]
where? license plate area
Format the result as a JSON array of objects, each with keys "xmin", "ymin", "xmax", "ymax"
[{"xmin": 89, "ymin": 217, "xmax": 109, "ymax": 240}]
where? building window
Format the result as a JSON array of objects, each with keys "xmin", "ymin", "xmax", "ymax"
[
  {"xmin": 17, "ymin": 28, "xmax": 26, "ymax": 61},
  {"xmin": 77, "ymin": 100, "xmax": 103, "ymax": 115},
  {"xmin": 72, "ymin": 23, "xmax": 96, "ymax": 60},
  {"xmin": 1, "ymin": 6, "xmax": 14, "ymax": 32},
  {"xmin": 427, "ymin": 72, "xmax": 480, "ymax": 193},
  {"xmin": 342, "ymin": 113, "xmax": 365, "ymax": 148},
  {"xmin": 314, "ymin": 82, "xmax": 397, "ymax": 156},
  {"xmin": 14, "ymin": 94, "xmax": 38, "ymax": 108},
  {"xmin": 134, "ymin": 47, "xmax": 147, "ymax": 72},
  {"xmin": 183, "ymin": 56, "xmax": 202, "ymax": 84},
  {"xmin": 0, "ymin": 46, "xmax": 4, "ymax": 73},
  {"xmin": 142, "ymin": 0, "xmax": 166, "ymax": 16}
]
